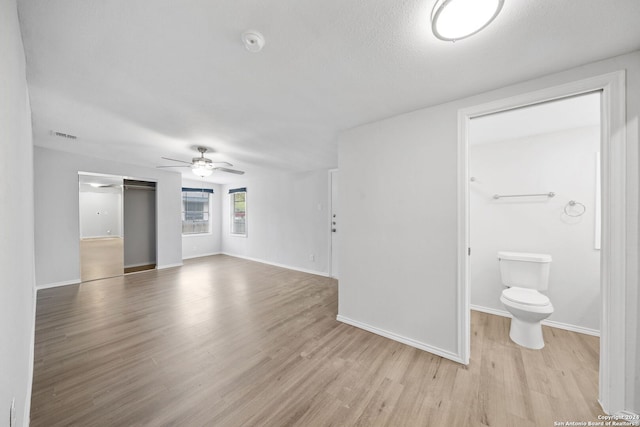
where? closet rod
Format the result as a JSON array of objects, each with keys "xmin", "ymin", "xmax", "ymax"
[{"xmin": 493, "ymin": 192, "xmax": 555, "ymax": 200}]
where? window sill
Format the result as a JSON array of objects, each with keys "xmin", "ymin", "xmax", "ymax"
[{"xmin": 182, "ymin": 232, "xmax": 213, "ymax": 237}]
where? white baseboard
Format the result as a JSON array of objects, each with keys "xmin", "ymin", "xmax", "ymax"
[
  {"xmin": 336, "ymin": 315, "xmax": 464, "ymax": 364},
  {"xmin": 543, "ymin": 319, "xmax": 600, "ymax": 337},
  {"xmin": 470, "ymin": 304, "xmax": 600, "ymax": 337},
  {"xmin": 182, "ymin": 252, "xmax": 221, "ymax": 261},
  {"xmin": 222, "ymin": 252, "xmax": 330, "ymax": 277},
  {"xmin": 36, "ymin": 278, "xmax": 81, "ymax": 291},
  {"xmin": 470, "ymin": 304, "xmax": 510, "ymax": 318},
  {"xmin": 157, "ymin": 263, "xmax": 183, "ymax": 270}
]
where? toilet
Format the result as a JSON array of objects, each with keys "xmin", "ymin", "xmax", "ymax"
[{"xmin": 498, "ymin": 251, "xmax": 554, "ymax": 349}]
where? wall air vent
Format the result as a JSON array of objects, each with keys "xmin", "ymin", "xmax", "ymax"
[{"xmin": 50, "ymin": 130, "xmax": 77, "ymax": 140}]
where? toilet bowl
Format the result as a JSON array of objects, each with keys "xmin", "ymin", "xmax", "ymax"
[
  {"xmin": 500, "ymin": 287, "xmax": 553, "ymax": 349},
  {"xmin": 498, "ymin": 252, "xmax": 554, "ymax": 349}
]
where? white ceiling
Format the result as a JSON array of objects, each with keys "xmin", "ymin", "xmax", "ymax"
[
  {"xmin": 18, "ymin": 0, "xmax": 640, "ymax": 183},
  {"xmin": 469, "ymin": 92, "xmax": 601, "ymax": 145}
]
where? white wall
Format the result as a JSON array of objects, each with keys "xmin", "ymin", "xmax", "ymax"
[
  {"xmin": 470, "ymin": 126, "xmax": 601, "ymax": 333},
  {"xmin": 0, "ymin": 0, "xmax": 36, "ymax": 424},
  {"xmin": 123, "ymin": 187, "xmax": 156, "ymax": 267},
  {"xmin": 337, "ymin": 51, "xmax": 639, "ymax": 412},
  {"xmin": 79, "ymin": 187, "xmax": 123, "ymax": 238},
  {"xmin": 34, "ymin": 147, "xmax": 183, "ymax": 287},
  {"xmin": 181, "ymin": 179, "xmax": 222, "ymax": 260},
  {"xmin": 338, "ymin": 105, "xmax": 460, "ymax": 356},
  {"xmin": 221, "ymin": 170, "xmax": 330, "ymax": 275}
]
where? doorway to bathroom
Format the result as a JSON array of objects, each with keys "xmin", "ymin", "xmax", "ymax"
[
  {"xmin": 457, "ymin": 71, "xmax": 627, "ymax": 415},
  {"xmin": 468, "ymin": 92, "xmax": 601, "ymax": 338}
]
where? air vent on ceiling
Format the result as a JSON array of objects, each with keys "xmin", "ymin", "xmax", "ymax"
[{"xmin": 50, "ymin": 130, "xmax": 77, "ymax": 140}]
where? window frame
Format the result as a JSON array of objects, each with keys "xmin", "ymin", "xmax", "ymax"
[
  {"xmin": 181, "ymin": 188, "xmax": 212, "ymax": 236},
  {"xmin": 229, "ymin": 189, "xmax": 247, "ymax": 237}
]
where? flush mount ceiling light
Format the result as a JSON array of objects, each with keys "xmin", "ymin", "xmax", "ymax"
[{"xmin": 431, "ymin": 0, "xmax": 504, "ymax": 42}]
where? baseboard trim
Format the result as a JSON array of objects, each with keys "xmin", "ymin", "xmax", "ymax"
[
  {"xmin": 336, "ymin": 315, "xmax": 464, "ymax": 364},
  {"xmin": 543, "ymin": 319, "xmax": 600, "ymax": 337},
  {"xmin": 222, "ymin": 252, "xmax": 330, "ymax": 277},
  {"xmin": 36, "ymin": 278, "xmax": 81, "ymax": 290},
  {"xmin": 470, "ymin": 304, "xmax": 510, "ymax": 318},
  {"xmin": 157, "ymin": 263, "xmax": 183, "ymax": 270},
  {"xmin": 470, "ymin": 304, "xmax": 600, "ymax": 337},
  {"xmin": 182, "ymin": 252, "xmax": 222, "ymax": 261}
]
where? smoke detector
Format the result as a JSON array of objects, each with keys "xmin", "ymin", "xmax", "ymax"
[{"xmin": 242, "ymin": 30, "xmax": 265, "ymax": 53}]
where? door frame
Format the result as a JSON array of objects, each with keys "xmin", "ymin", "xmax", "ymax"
[
  {"xmin": 78, "ymin": 172, "xmax": 159, "ymax": 279},
  {"xmin": 328, "ymin": 168, "xmax": 339, "ymax": 278},
  {"xmin": 457, "ymin": 71, "xmax": 626, "ymax": 414}
]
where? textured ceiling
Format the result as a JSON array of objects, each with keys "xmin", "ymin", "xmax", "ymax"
[{"xmin": 18, "ymin": 0, "xmax": 640, "ymax": 183}]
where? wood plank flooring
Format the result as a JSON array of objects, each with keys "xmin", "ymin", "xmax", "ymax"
[
  {"xmin": 124, "ymin": 264, "xmax": 156, "ymax": 274},
  {"xmin": 31, "ymin": 255, "xmax": 603, "ymax": 426}
]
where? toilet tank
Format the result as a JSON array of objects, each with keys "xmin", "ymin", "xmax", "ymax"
[{"xmin": 498, "ymin": 252, "xmax": 552, "ymax": 290}]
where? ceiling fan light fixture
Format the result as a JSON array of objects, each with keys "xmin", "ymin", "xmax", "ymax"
[
  {"xmin": 158, "ymin": 146, "xmax": 244, "ymax": 176},
  {"xmin": 191, "ymin": 163, "xmax": 213, "ymax": 177},
  {"xmin": 431, "ymin": 0, "xmax": 504, "ymax": 42}
]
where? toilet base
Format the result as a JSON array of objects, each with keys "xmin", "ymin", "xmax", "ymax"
[{"xmin": 509, "ymin": 316, "xmax": 545, "ymax": 349}]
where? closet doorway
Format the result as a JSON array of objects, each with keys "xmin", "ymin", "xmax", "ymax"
[
  {"xmin": 79, "ymin": 173, "xmax": 157, "ymax": 281},
  {"xmin": 123, "ymin": 179, "xmax": 157, "ymax": 274}
]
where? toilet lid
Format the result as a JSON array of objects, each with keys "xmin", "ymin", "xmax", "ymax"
[{"xmin": 502, "ymin": 287, "xmax": 550, "ymax": 306}]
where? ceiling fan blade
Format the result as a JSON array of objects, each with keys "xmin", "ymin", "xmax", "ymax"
[
  {"xmin": 161, "ymin": 157, "xmax": 192, "ymax": 164},
  {"xmin": 156, "ymin": 165, "xmax": 190, "ymax": 168},
  {"xmin": 211, "ymin": 161, "xmax": 233, "ymax": 167},
  {"xmin": 214, "ymin": 167, "xmax": 245, "ymax": 175}
]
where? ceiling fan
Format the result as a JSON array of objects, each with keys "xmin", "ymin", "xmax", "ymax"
[{"xmin": 157, "ymin": 146, "xmax": 245, "ymax": 177}]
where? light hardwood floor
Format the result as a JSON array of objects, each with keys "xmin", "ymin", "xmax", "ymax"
[{"xmin": 31, "ymin": 255, "xmax": 603, "ymax": 426}]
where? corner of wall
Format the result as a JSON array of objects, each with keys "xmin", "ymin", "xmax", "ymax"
[{"xmin": 1, "ymin": 0, "xmax": 38, "ymax": 424}]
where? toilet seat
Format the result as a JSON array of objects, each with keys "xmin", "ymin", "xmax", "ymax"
[{"xmin": 502, "ymin": 287, "xmax": 550, "ymax": 306}]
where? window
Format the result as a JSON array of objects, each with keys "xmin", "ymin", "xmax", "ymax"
[
  {"xmin": 229, "ymin": 188, "xmax": 247, "ymax": 236},
  {"xmin": 182, "ymin": 188, "xmax": 213, "ymax": 234}
]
